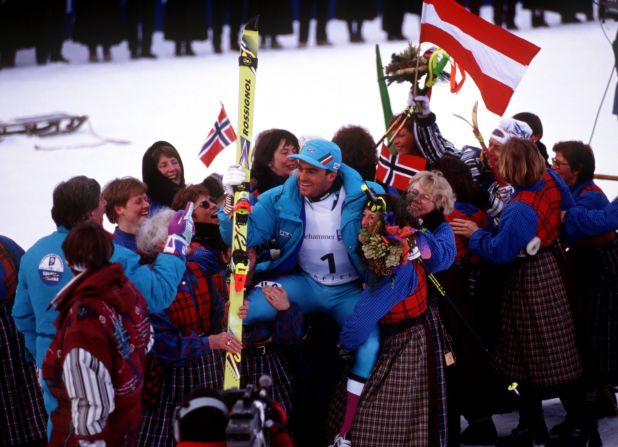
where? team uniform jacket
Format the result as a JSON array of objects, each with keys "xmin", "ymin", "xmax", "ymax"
[
  {"xmin": 219, "ymin": 164, "xmax": 368, "ymax": 276},
  {"xmin": 13, "ymin": 226, "xmax": 184, "ymax": 368}
]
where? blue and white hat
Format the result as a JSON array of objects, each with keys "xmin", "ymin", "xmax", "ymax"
[
  {"xmin": 490, "ymin": 118, "xmax": 533, "ymax": 145},
  {"xmin": 289, "ymin": 139, "xmax": 342, "ymax": 172}
]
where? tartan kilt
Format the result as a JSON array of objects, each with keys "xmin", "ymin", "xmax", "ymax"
[
  {"xmin": 138, "ymin": 350, "xmax": 224, "ymax": 447},
  {"xmin": 572, "ymin": 242, "xmax": 618, "ymax": 382},
  {"xmin": 492, "ymin": 251, "xmax": 582, "ymax": 387},
  {"xmin": 426, "ymin": 305, "xmax": 448, "ymax": 447},
  {"xmin": 326, "ymin": 317, "xmax": 445, "ymax": 447},
  {"xmin": 0, "ymin": 305, "xmax": 47, "ymax": 445},
  {"xmin": 241, "ymin": 347, "xmax": 294, "ymax": 417}
]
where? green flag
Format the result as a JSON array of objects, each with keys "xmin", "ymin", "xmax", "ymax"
[{"xmin": 376, "ymin": 44, "xmax": 393, "ymax": 130}]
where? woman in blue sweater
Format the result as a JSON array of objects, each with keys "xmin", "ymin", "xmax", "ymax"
[
  {"xmin": 328, "ymin": 171, "xmax": 456, "ymax": 447},
  {"xmin": 554, "ymin": 141, "xmax": 618, "ymax": 418},
  {"xmin": 102, "ymin": 177, "xmax": 150, "ymax": 251},
  {"xmin": 451, "ymin": 138, "xmax": 598, "ymax": 447}
]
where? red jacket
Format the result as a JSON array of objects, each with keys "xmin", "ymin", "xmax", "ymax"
[
  {"xmin": 381, "ymin": 262, "xmax": 427, "ymax": 324},
  {"xmin": 43, "ymin": 263, "xmax": 151, "ymax": 447},
  {"xmin": 512, "ymin": 170, "xmax": 562, "ymax": 247}
]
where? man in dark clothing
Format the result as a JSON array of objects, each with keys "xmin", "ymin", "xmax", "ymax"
[
  {"xmin": 126, "ymin": 0, "xmax": 157, "ymax": 59},
  {"xmin": 35, "ymin": 0, "xmax": 69, "ymax": 65}
]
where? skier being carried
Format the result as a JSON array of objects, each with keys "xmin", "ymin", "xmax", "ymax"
[{"xmin": 220, "ymin": 139, "xmax": 380, "ymax": 446}]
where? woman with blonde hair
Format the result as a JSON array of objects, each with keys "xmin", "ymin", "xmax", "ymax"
[
  {"xmin": 451, "ymin": 138, "xmax": 598, "ymax": 446},
  {"xmin": 328, "ymin": 173, "xmax": 456, "ymax": 447}
]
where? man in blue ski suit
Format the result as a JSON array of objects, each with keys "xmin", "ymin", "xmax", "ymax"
[{"xmin": 220, "ymin": 139, "xmax": 380, "ymax": 446}]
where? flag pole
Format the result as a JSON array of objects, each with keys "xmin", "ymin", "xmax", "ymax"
[
  {"xmin": 411, "ymin": 1, "xmax": 427, "ymax": 99},
  {"xmin": 374, "ymin": 2, "xmax": 425, "ymax": 152}
]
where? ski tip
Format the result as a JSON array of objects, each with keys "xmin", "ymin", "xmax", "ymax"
[{"xmin": 245, "ymin": 16, "xmax": 259, "ymax": 32}]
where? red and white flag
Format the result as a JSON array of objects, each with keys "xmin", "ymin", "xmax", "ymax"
[
  {"xmin": 199, "ymin": 104, "xmax": 237, "ymax": 168},
  {"xmin": 376, "ymin": 144, "xmax": 427, "ymax": 191},
  {"xmin": 420, "ymin": 0, "xmax": 540, "ymax": 116}
]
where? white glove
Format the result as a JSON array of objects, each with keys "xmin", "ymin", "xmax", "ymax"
[
  {"xmin": 222, "ymin": 165, "xmax": 247, "ymax": 196},
  {"xmin": 407, "ymin": 92, "xmax": 431, "ymax": 117}
]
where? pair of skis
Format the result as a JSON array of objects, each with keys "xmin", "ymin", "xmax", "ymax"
[{"xmin": 224, "ymin": 18, "xmax": 259, "ymax": 390}]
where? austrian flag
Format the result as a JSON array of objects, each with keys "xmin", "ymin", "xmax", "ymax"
[
  {"xmin": 320, "ymin": 153, "xmax": 334, "ymax": 166},
  {"xmin": 199, "ymin": 104, "xmax": 237, "ymax": 168},
  {"xmin": 420, "ymin": 0, "xmax": 540, "ymax": 115}
]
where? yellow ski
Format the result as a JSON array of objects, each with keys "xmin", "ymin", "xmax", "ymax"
[{"xmin": 224, "ymin": 17, "xmax": 259, "ymax": 390}]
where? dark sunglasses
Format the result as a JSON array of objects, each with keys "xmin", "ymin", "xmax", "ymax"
[{"xmin": 197, "ymin": 198, "xmax": 217, "ymax": 209}]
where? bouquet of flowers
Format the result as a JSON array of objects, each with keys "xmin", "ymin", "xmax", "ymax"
[
  {"xmin": 359, "ymin": 221, "xmax": 415, "ymax": 277},
  {"xmin": 383, "ymin": 44, "xmax": 451, "ymax": 93}
]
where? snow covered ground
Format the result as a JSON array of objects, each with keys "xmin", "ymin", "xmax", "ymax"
[
  {"xmin": 1, "ymin": 6, "xmax": 617, "ymax": 248},
  {"xmin": 1, "ymin": 5, "xmax": 617, "ymax": 444}
]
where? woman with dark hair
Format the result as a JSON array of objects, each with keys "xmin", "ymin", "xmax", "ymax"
[
  {"xmin": 451, "ymin": 139, "xmax": 599, "ymax": 446},
  {"xmin": 430, "ymin": 157, "xmax": 498, "ymax": 445},
  {"xmin": 201, "ymin": 173, "xmax": 225, "ymax": 204},
  {"xmin": 142, "ymin": 141, "xmax": 186, "ymax": 213},
  {"xmin": 554, "ymin": 141, "xmax": 618, "ymax": 418},
  {"xmin": 377, "ymin": 99, "xmax": 458, "ymax": 193},
  {"xmin": 250, "ymin": 129, "xmax": 299, "ymax": 197},
  {"xmin": 43, "ymin": 221, "xmax": 152, "ymax": 447},
  {"xmin": 172, "ymin": 184, "xmax": 228, "ymax": 305},
  {"xmin": 173, "ymin": 184, "xmax": 302, "ymax": 419},
  {"xmin": 136, "ymin": 210, "xmax": 239, "ymax": 447},
  {"xmin": 332, "ymin": 125, "xmax": 377, "ymax": 181}
]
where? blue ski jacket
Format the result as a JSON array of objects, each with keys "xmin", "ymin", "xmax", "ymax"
[
  {"xmin": 564, "ymin": 197, "xmax": 618, "ymax": 239},
  {"xmin": 219, "ymin": 164, "xmax": 371, "ymax": 276},
  {"xmin": 563, "ymin": 180, "xmax": 613, "ymax": 242},
  {"xmin": 12, "ymin": 226, "xmax": 185, "ymax": 368}
]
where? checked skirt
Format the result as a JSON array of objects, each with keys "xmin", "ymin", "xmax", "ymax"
[
  {"xmin": 138, "ymin": 350, "xmax": 223, "ymax": 447},
  {"xmin": 492, "ymin": 251, "xmax": 582, "ymax": 387},
  {"xmin": 327, "ymin": 314, "xmax": 446, "ymax": 447},
  {"xmin": 0, "ymin": 305, "xmax": 47, "ymax": 445},
  {"xmin": 571, "ymin": 241, "xmax": 618, "ymax": 382},
  {"xmin": 241, "ymin": 347, "xmax": 294, "ymax": 417}
]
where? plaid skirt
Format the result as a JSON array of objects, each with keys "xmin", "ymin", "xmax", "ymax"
[
  {"xmin": 0, "ymin": 305, "xmax": 47, "ymax": 445},
  {"xmin": 492, "ymin": 251, "xmax": 582, "ymax": 387},
  {"xmin": 138, "ymin": 350, "xmax": 223, "ymax": 447},
  {"xmin": 327, "ymin": 315, "xmax": 446, "ymax": 447},
  {"xmin": 241, "ymin": 346, "xmax": 294, "ymax": 417},
  {"xmin": 572, "ymin": 242, "xmax": 618, "ymax": 382}
]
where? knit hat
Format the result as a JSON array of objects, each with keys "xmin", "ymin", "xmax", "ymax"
[
  {"xmin": 289, "ymin": 139, "xmax": 342, "ymax": 172},
  {"xmin": 490, "ymin": 118, "xmax": 533, "ymax": 145}
]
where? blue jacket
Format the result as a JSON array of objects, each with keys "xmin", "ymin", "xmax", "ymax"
[
  {"xmin": 563, "ymin": 181, "xmax": 612, "ymax": 242},
  {"xmin": 469, "ymin": 170, "xmax": 573, "ymax": 264},
  {"xmin": 12, "ymin": 226, "xmax": 185, "ymax": 368},
  {"xmin": 564, "ymin": 196, "xmax": 618, "ymax": 239},
  {"xmin": 340, "ymin": 221, "xmax": 456, "ymax": 351},
  {"xmin": 219, "ymin": 164, "xmax": 369, "ymax": 275}
]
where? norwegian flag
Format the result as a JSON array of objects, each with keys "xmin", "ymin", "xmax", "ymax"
[
  {"xmin": 376, "ymin": 144, "xmax": 427, "ymax": 191},
  {"xmin": 199, "ymin": 104, "xmax": 237, "ymax": 168},
  {"xmin": 420, "ymin": 0, "xmax": 540, "ymax": 115}
]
